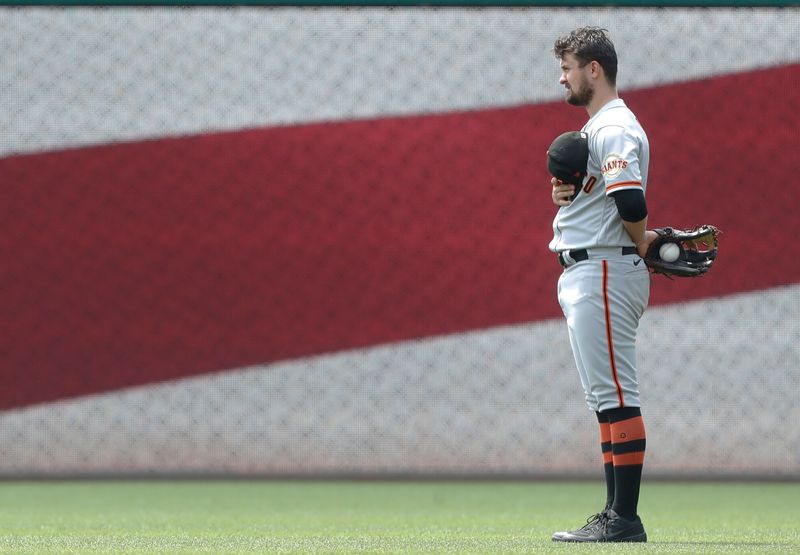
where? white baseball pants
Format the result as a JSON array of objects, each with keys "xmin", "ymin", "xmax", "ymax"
[{"xmin": 557, "ymin": 253, "xmax": 650, "ymax": 412}]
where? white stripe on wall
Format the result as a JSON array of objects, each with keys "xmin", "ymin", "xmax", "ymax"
[
  {"xmin": 1, "ymin": 284, "xmax": 797, "ymax": 477},
  {"xmin": 4, "ymin": 7, "xmax": 800, "ymax": 155}
]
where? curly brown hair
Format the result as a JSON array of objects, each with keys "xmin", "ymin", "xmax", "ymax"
[{"xmin": 553, "ymin": 27, "xmax": 618, "ymax": 87}]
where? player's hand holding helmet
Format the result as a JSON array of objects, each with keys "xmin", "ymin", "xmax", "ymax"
[{"xmin": 547, "ymin": 131, "xmax": 589, "ymax": 202}]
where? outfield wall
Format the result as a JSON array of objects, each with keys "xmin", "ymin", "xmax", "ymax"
[{"xmin": 2, "ymin": 7, "xmax": 799, "ymax": 478}]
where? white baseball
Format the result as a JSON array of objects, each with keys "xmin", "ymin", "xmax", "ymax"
[{"xmin": 659, "ymin": 242, "xmax": 681, "ymax": 262}]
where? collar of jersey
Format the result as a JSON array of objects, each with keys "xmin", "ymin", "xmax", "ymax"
[{"xmin": 588, "ymin": 98, "xmax": 627, "ymax": 124}]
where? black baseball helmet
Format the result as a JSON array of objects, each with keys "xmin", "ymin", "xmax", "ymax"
[{"xmin": 547, "ymin": 131, "xmax": 589, "ymax": 187}]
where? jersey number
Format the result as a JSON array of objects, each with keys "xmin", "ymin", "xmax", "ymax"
[{"xmin": 583, "ymin": 176, "xmax": 598, "ymax": 195}]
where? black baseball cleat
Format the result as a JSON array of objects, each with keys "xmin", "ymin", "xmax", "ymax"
[
  {"xmin": 552, "ymin": 509, "xmax": 647, "ymax": 542},
  {"xmin": 551, "ymin": 510, "xmax": 608, "ymax": 541}
]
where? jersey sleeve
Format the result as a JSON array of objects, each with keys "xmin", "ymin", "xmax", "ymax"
[{"xmin": 593, "ymin": 125, "xmax": 643, "ymax": 195}]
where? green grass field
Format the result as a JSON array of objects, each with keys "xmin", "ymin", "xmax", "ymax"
[{"xmin": 0, "ymin": 480, "xmax": 797, "ymax": 553}]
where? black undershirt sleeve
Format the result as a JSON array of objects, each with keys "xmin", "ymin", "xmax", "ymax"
[{"xmin": 611, "ymin": 188, "xmax": 648, "ymax": 222}]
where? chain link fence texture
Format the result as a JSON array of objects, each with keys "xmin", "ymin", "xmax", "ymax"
[{"xmin": 2, "ymin": 7, "xmax": 799, "ymax": 478}]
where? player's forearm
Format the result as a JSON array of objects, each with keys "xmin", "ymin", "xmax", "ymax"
[
  {"xmin": 622, "ymin": 217, "xmax": 648, "ymax": 248},
  {"xmin": 624, "ymin": 219, "xmax": 661, "ymax": 258}
]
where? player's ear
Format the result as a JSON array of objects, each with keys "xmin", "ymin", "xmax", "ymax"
[{"xmin": 589, "ymin": 60, "xmax": 603, "ymax": 80}]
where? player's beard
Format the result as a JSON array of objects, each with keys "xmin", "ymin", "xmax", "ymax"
[{"xmin": 566, "ymin": 75, "xmax": 594, "ymax": 106}]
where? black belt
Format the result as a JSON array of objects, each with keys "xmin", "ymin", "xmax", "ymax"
[{"xmin": 558, "ymin": 246, "xmax": 638, "ymax": 268}]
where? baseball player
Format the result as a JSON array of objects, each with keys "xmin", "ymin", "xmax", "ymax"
[{"xmin": 548, "ymin": 27, "xmax": 658, "ymax": 543}]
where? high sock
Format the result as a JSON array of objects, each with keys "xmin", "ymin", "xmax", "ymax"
[
  {"xmin": 596, "ymin": 411, "xmax": 614, "ymax": 511},
  {"xmin": 605, "ymin": 406, "xmax": 646, "ymax": 520}
]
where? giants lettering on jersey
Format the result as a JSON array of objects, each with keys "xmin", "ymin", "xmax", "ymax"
[{"xmin": 601, "ymin": 154, "xmax": 629, "ymax": 179}]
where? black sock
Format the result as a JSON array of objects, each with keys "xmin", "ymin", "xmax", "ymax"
[
  {"xmin": 604, "ymin": 406, "xmax": 646, "ymax": 520},
  {"xmin": 596, "ymin": 411, "xmax": 614, "ymax": 511}
]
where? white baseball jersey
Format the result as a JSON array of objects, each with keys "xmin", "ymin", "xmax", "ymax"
[
  {"xmin": 552, "ymin": 98, "xmax": 651, "ymax": 412},
  {"xmin": 549, "ymin": 98, "xmax": 649, "ymax": 253}
]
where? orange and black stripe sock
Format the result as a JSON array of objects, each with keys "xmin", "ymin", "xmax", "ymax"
[
  {"xmin": 596, "ymin": 411, "xmax": 614, "ymax": 510},
  {"xmin": 605, "ymin": 406, "xmax": 646, "ymax": 519}
]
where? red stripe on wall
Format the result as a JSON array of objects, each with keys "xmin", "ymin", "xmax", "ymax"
[{"xmin": 1, "ymin": 64, "xmax": 798, "ymax": 409}]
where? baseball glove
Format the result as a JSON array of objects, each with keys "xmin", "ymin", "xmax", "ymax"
[{"xmin": 644, "ymin": 225, "xmax": 720, "ymax": 278}]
